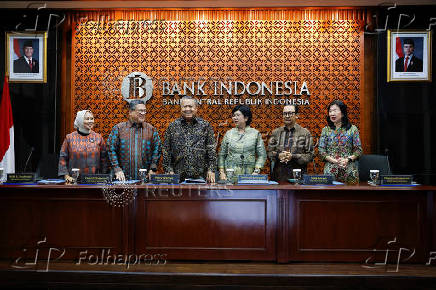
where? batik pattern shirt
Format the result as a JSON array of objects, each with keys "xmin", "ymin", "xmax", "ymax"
[
  {"xmin": 318, "ymin": 125, "xmax": 362, "ymax": 184},
  {"xmin": 267, "ymin": 124, "xmax": 313, "ymax": 182},
  {"xmin": 58, "ymin": 130, "xmax": 108, "ymax": 176},
  {"xmin": 218, "ymin": 126, "xmax": 267, "ymax": 177},
  {"xmin": 163, "ymin": 117, "xmax": 217, "ymax": 181},
  {"xmin": 107, "ymin": 121, "xmax": 161, "ymax": 180}
]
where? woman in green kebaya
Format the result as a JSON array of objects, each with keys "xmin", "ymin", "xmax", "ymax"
[{"xmin": 218, "ymin": 105, "xmax": 266, "ymax": 182}]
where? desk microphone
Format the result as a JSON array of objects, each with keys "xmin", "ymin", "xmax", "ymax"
[
  {"xmin": 240, "ymin": 154, "xmax": 245, "ymax": 174},
  {"xmin": 23, "ymin": 147, "xmax": 34, "ymax": 172}
]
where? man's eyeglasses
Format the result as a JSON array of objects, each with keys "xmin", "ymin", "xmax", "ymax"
[
  {"xmin": 283, "ymin": 112, "xmax": 296, "ymax": 117},
  {"xmin": 135, "ymin": 109, "xmax": 146, "ymax": 113}
]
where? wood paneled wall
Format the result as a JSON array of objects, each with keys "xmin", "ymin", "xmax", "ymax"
[{"xmin": 60, "ymin": 8, "xmax": 376, "ymax": 174}]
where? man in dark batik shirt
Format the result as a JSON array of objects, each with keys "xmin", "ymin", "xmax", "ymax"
[
  {"xmin": 107, "ymin": 100, "xmax": 161, "ymax": 181},
  {"xmin": 163, "ymin": 96, "xmax": 217, "ymax": 183}
]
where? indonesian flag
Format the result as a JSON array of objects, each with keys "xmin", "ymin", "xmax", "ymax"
[
  {"xmin": 395, "ymin": 37, "xmax": 404, "ymax": 59},
  {"xmin": 0, "ymin": 76, "xmax": 15, "ymax": 180},
  {"xmin": 13, "ymin": 39, "xmax": 21, "ymax": 60}
]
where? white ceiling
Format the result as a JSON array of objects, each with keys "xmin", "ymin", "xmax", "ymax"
[{"xmin": 1, "ymin": 0, "xmax": 436, "ymax": 9}]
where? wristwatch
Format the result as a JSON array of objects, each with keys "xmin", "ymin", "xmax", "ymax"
[{"xmin": 253, "ymin": 168, "xmax": 261, "ymax": 174}]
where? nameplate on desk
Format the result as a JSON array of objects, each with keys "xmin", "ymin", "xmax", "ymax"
[
  {"xmin": 237, "ymin": 174, "xmax": 268, "ymax": 184},
  {"xmin": 151, "ymin": 174, "xmax": 179, "ymax": 184},
  {"xmin": 81, "ymin": 174, "xmax": 110, "ymax": 184},
  {"xmin": 6, "ymin": 173, "xmax": 36, "ymax": 184},
  {"xmin": 303, "ymin": 174, "xmax": 333, "ymax": 185},
  {"xmin": 381, "ymin": 175, "xmax": 412, "ymax": 185}
]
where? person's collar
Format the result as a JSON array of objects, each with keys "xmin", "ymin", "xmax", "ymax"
[
  {"xmin": 77, "ymin": 129, "xmax": 91, "ymax": 136},
  {"xmin": 181, "ymin": 116, "xmax": 199, "ymax": 124},
  {"xmin": 236, "ymin": 125, "xmax": 249, "ymax": 133},
  {"xmin": 24, "ymin": 56, "xmax": 32, "ymax": 62},
  {"xmin": 128, "ymin": 119, "xmax": 143, "ymax": 128},
  {"xmin": 284, "ymin": 123, "xmax": 297, "ymax": 131},
  {"xmin": 406, "ymin": 54, "xmax": 414, "ymax": 59}
]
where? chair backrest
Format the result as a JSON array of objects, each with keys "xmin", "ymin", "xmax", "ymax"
[
  {"xmin": 358, "ymin": 154, "xmax": 392, "ymax": 181},
  {"xmin": 36, "ymin": 153, "xmax": 59, "ymax": 179}
]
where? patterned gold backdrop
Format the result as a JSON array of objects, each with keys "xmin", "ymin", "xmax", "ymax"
[{"xmin": 71, "ymin": 19, "xmax": 363, "ymax": 174}]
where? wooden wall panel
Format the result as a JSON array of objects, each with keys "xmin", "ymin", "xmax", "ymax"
[
  {"xmin": 0, "ymin": 188, "xmax": 125, "ymax": 260},
  {"xmin": 288, "ymin": 190, "xmax": 429, "ymax": 262},
  {"xmin": 65, "ymin": 11, "xmax": 366, "ymax": 173},
  {"xmin": 3, "ymin": 184, "xmax": 431, "ymax": 264},
  {"xmin": 362, "ymin": 34, "xmax": 377, "ymax": 154},
  {"xmin": 135, "ymin": 189, "xmax": 277, "ymax": 260}
]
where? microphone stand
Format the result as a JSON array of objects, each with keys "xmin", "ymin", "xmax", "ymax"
[
  {"xmin": 23, "ymin": 147, "xmax": 34, "ymax": 172},
  {"xmin": 240, "ymin": 154, "xmax": 245, "ymax": 174}
]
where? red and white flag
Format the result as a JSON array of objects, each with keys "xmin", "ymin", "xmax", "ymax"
[
  {"xmin": 0, "ymin": 76, "xmax": 15, "ymax": 179},
  {"xmin": 13, "ymin": 39, "xmax": 21, "ymax": 60},
  {"xmin": 395, "ymin": 37, "xmax": 404, "ymax": 59}
]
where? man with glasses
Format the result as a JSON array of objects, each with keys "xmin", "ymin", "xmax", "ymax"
[
  {"xmin": 162, "ymin": 96, "xmax": 217, "ymax": 183},
  {"xmin": 267, "ymin": 105, "xmax": 313, "ymax": 182},
  {"xmin": 107, "ymin": 100, "xmax": 161, "ymax": 181}
]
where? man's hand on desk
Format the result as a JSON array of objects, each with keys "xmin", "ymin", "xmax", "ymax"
[
  {"xmin": 207, "ymin": 170, "xmax": 216, "ymax": 184},
  {"xmin": 115, "ymin": 171, "xmax": 126, "ymax": 182},
  {"xmin": 148, "ymin": 170, "xmax": 156, "ymax": 180},
  {"xmin": 64, "ymin": 174, "xmax": 74, "ymax": 184}
]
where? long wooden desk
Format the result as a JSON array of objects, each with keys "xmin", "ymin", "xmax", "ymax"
[{"xmin": 0, "ymin": 183, "xmax": 435, "ymax": 264}]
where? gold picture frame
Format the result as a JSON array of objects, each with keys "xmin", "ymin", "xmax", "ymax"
[
  {"xmin": 387, "ymin": 30, "xmax": 432, "ymax": 82},
  {"xmin": 5, "ymin": 31, "xmax": 47, "ymax": 83}
]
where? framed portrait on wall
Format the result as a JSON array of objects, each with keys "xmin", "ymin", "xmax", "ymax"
[
  {"xmin": 5, "ymin": 32, "xmax": 47, "ymax": 83},
  {"xmin": 387, "ymin": 30, "xmax": 431, "ymax": 82}
]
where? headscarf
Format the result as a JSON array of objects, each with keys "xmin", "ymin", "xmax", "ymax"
[{"xmin": 74, "ymin": 110, "xmax": 92, "ymax": 134}]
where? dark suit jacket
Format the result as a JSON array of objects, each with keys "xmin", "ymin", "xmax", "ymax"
[
  {"xmin": 395, "ymin": 55, "xmax": 423, "ymax": 72},
  {"xmin": 13, "ymin": 56, "xmax": 39, "ymax": 73}
]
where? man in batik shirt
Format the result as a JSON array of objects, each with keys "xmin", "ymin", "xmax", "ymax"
[
  {"xmin": 163, "ymin": 96, "xmax": 217, "ymax": 183},
  {"xmin": 107, "ymin": 100, "xmax": 161, "ymax": 181},
  {"xmin": 267, "ymin": 105, "xmax": 313, "ymax": 182}
]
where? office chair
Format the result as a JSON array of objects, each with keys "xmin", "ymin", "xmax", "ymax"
[
  {"xmin": 36, "ymin": 153, "xmax": 59, "ymax": 179},
  {"xmin": 358, "ymin": 154, "xmax": 392, "ymax": 182}
]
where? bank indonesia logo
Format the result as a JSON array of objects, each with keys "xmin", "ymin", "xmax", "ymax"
[{"xmin": 121, "ymin": 72, "xmax": 153, "ymax": 103}]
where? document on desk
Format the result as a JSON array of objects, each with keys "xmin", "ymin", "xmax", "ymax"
[
  {"xmin": 112, "ymin": 180, "xmax": 140, "ymax": 185},
  {"xmin": 182, "ymin": 178, "xmax": 207, "ymax": 184},
  {"xmin": 37, "ymin": 179, "xmax": 65, "ymax": 184}
]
